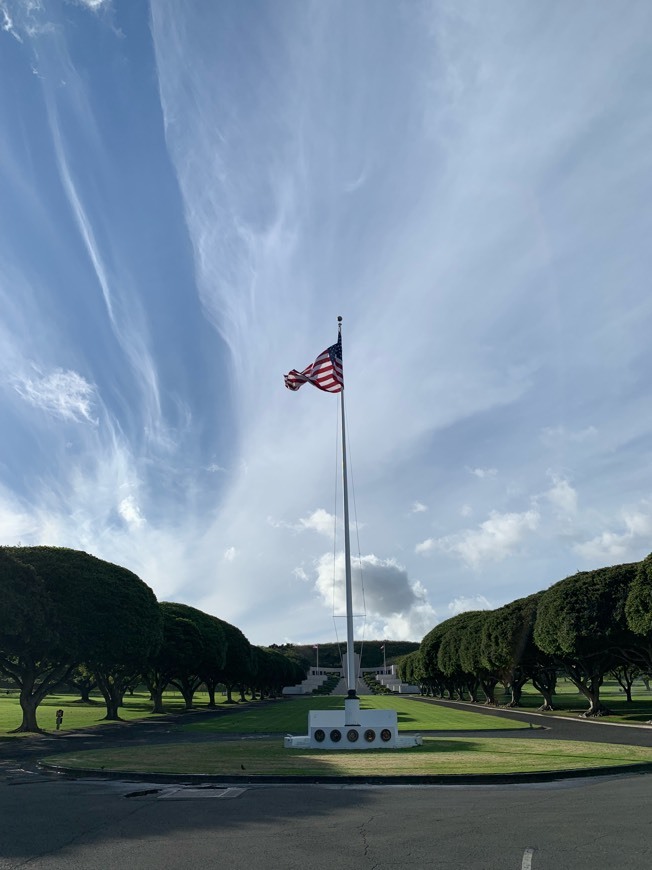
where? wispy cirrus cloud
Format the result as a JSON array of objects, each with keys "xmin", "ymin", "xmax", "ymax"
[{"xmin": 12, "ymin": 366, "xmax": 98, "ymax": 425}]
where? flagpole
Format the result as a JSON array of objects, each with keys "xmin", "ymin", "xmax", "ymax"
[{"xmin": 338, "ymin": 316, "xmax": 357, "ymax": 700}]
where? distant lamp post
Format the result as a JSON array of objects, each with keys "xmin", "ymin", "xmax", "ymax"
[{"xmin": 313, "ymin": 643, "xmax": 319, "ymax": 672}]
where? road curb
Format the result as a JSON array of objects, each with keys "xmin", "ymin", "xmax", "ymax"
[{"xmin": 37, "ymin": 759, "xmax": 652, "ymax": 786}]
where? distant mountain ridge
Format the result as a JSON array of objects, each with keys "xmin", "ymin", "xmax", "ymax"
[{"xmin": 268, "ymin": 640, "xmax": 419, "ymax": 670}]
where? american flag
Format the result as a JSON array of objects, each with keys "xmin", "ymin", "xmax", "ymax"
[{"xmin": 284, "ymin": 334, "xmax": 343, "ymax": 393}]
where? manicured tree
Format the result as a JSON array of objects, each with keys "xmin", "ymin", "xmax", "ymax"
[
  {"xmin": 625, "ymin": 552, "xmax": 652, "ymax": 673},
  {"xmin": 457, "ymin": 610, "xmax": 499, "ymax": 705},
  {"xmin": 437, "ymin": 613, "xmax": 481, "ymax": 702},
  {"xmin": 482, "ymin": 595, "xmax": 539, "ymax": 707},
  {"xmin": 6, "ymin": 546, "xmax": 163, "ymax": 722},
  {"xmin": 214, "ymin": 620, "xmax": 254, "ymax": 704},
  {"xmin": 419, "ymin": 622, "xmax": 450, "ymax": 698},
  {"xmin": 609, "ymin": 664, "xmax": 641, "ymax": 703},
  {"xmin": 534, "ymin": 561, "xmax": 639, "ymax": 716},
  {"xmin": 255, "ymin": 647, "xmax": 301, "ymax": 698},
  {"xmin": 144, "ymin": 603, "xmax": 204, "ymax": 713},
  {"xmin": 1, "ymin": 546, "xmax": 162, "ymax": 728},
  {"xmin": 0, "ymin": 549, "xmax": 63, "ymax": 732},
  {"xmin": 397, "ymin": 652, "xmax": 414, "ymax": 684},
  {"xmin": 162, "ymin": 603, "xmax": 227, "ymax": 710},
  {"xmin": 67, "ymin": 665, "xmax": 98, "ymax": 704},
  {"xmin": 396, "ymin": 651, "xmax": 425, "ymax": 693}
]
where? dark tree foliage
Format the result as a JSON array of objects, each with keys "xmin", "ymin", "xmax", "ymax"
[
  {"xmin": 420, "ymin": 621, "xmax": 453, "ymax": 697},
  {"xmin": 534, "ymin": 561, "xmax": 640, "ymax": 716},
  {"xmin": 269, "ymin": 641, "xmax": 418, "ymax": 670},
  {"xmin": 161, "ymin": 603, "xmax": 227, "ymax": 710},
  {"xmin": 397, "ymin": 651, "xmax": 426, "ymax": 692},
  {"xmin": 0, "ymin": 549, "xmax": 63, "ymax": 731},
  {"xmin": 144, "ymin": 605, "xmax": 205, "ymax": 713},
  {"xmin": 437, "ymin": 613, "xmax": 483, "ymax": 702},
  {"xmin": 66, "ymin": 665, "xmax": 98, "ymax": 704},
  {"xmin": 211, "ymin": 619, "xmax": 255, "ymax": 704},
  {"xmin": 1, "ymin": 546, "xmax": 162, "ymax": 728},
  {"xmin": 253, "ymin": 647, "xmax": 305, "ymax": 698},
  {"xmin": 481, "ymin": 594, "xmax": 558, "ymax": 709},
  {"xmin": 6, "ymin": 546, "xmax": 162, "ymax": 722},
  {"xmin": 457, "ymin": 611, "xmax": 500, "ymax": 704},
  {"xmin": 625, "ymin": 553, "xmax": 652, "ymax": 671}
]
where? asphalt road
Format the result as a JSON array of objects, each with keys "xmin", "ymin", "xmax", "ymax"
[{"xmin": 0, "ymin": 700, "xmax": 651, "ymax": 869}]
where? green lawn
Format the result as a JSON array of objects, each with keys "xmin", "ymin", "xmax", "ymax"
[
  {"xmin": 42, "ymin": 736, "xmax": 652, "ymax": 777},
  {"xmin": 486, "ymin": 679, "xmax": 652, "ymax": 724},
  {"xmin": 183, "ymin": 696, "xmax": 530, "ymax": 734},
  {"xmin": 0, "ymin": 691, "xmax": 236, "ymax": 736}
]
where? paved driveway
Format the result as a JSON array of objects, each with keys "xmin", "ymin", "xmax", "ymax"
[{"xmin": 1, "ymin": 701, "xmax": 651, "ymax": 869}]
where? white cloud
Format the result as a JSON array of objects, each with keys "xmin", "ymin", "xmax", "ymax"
[
  {"xmin": 1, "ymin": 3, "xmax": 22, "ymax": 41},
  {"xmin": 118, "ymin": 495, "xmax": 145, "ymax": 529},
  {"xmin": 415, "ymin": 537, "xmax": 435, "ymax": 555},
  {"xmin": 75, "ymin": 0, "xmax": 110, "ymax": 9},
  {"xmin": 223, "ymin": 546, "xmax": 237, "ymax": 562},
  {"xmin": 545, "ymin": 473, "xmax": 578, "ymax": 516},
  {"xmin": 468, "ymin": 467, "xmax": 497, "ymax": 479},
  {"xmin": 12, "ymin": 367, "xmax": 98, "ymax": 425},
  {"xmin": 411, "ymin": 501, "xmax": 428, "ymax": 513},
  {"xmin": 298, "ymin": 508, "xmax": 336, "ymax": 538},
  {"xmin": 314, "ymin": 552, "xmax": 436, "ymax": 641},
  {"xmin": 460, "ymin": 504, "xmax": 473, "ymax": 517},
  {"xmin": 430, "ymin": 509, "xmax": 541, "ymax": 567},
  {"xmin": 448, "ymin": 594, "xmax": 492, "ymax": 616},
  {"xmin": 573, "ymin": 505, "xmax": 652, "ymax": 564}
]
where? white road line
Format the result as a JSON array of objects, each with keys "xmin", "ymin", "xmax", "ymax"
[{"xmin": 522, "ymin": 847, "xmax": 535, "ymax": 870}]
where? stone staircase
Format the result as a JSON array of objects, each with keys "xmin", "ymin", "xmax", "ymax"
[{"xmin": 331, "ymin": 677, "xmax": 372, "ymax": 696}]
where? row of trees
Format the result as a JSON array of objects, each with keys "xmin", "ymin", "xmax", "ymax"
[
  {"xmin": 398, "ymin": 554, "xmax": 652, "ymax": 716},
  {"xmin": 0, "ymin": 546, "xmax": 306, "ymax": 732}
]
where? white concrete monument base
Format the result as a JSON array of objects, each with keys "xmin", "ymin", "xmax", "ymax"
[{"xmin": 283, "ymin": 698, "xmax": 422, "ymax": 750}]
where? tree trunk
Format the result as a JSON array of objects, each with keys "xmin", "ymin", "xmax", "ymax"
[
  {"xmin": 150, "ymin": 687, "xmax": 165, "ymax": 714},
  {"xmin": 481, "ymin": 677, "xmax": 498, "ymax": 706},
  {"xmin": 568, "ymin": 671, "xmax": 612, "ymax": 717},
  {"xmin": 96, "ymin": 677, "xmax": 123, "ymax": 721},
  {"xmin": 9, "ymin": 660, "xmax": 72, "ymax": 733},
  {"xmin": 466, "ymin": 679, "xmax": 479, "ymax": 703},
  {"xmin": 17, "ymin": 691, "xmax": 42, "ymax": 733},
  {"xmin": 507, "ymin": 676, "xmax": 529, "ymax": 707},
  {"xmin": 225, "ymin": 684, "xmax": 235, "ymax": 704},
  {"xmin": 532, "ymin": 668, "xmax": 557, "ymax": 711}
]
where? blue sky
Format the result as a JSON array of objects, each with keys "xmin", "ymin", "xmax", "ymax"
[{"xmin": 1, "ymin": 0, "xmax": 651, "ymax": 645}]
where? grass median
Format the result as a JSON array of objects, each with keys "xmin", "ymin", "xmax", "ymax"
[
  {"xmin": 42, "ymin": 737, "xmax": 652, "ymax": 777},
  {"xmin": 183, "ymin": 696, "xmax": 531, "ymax": 734}
]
